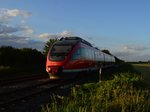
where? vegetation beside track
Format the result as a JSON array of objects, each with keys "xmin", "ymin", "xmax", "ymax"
[
  {"xmin": 41, "ymin": 64, "xmax": 150, "ymax": 112},
  {"xmin": 133, "ymin": 64, "xmax": 150, "ymax": 89},
  {"xmin": 0, "ymin": 46, "xmax": 47, "ymax": 80}
]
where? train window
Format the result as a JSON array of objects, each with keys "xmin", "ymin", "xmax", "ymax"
[
  {"xmin": 81, "ymin": 47, "xmax": 86, "ymax": 58},
  {"xmin": 50, "ymin": 45, "xmax": 72, "ymax": 56},
  {"xmin": 70, "ymin": 48, "xmax": 81, "ymax": 60},
  {"xmin": 89, "ymin": 49, "xmax": 94, "ymax": 60},
  {"xmin": 50, "ymin": 55, "xmax": 65, "ymax": 61}
]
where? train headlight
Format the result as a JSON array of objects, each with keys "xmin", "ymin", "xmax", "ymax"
[{"xmin": 46, "ymin": 66, "xmax": 51, "ymax": 72}]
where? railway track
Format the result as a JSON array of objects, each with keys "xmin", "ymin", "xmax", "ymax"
[
  {"xmin": 0, "ymin": 78, "xmax": 74, "ymax": 110},
  {"xmin": 0, "ymin": 78, "xmax": 51, "ymax": 96},
  {"xmin": 0, "ymin": 74, "xmax": 48, "ymax": 86}
]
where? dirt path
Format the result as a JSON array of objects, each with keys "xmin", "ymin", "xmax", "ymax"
[{"xmin": 133, "ymin": 64, "xmax": 150, "ymax": 88}]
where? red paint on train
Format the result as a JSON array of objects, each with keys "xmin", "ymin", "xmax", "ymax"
[{"xmin": 46, "ymin": 37, "xmax": 115, "ymax": 79}]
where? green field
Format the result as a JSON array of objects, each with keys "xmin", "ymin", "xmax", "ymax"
[
  {"xmin": 41, "ymin": 64, "xmax": 150, "ymax": 112},
  {"xmin": 133, "ymin": 64, "xmax": 150, "ymax": 88}
]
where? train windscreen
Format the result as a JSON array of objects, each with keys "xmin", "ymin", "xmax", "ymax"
[{"xmin": 49, "ymin": 45, "xmax": 72, "ymax": 61}]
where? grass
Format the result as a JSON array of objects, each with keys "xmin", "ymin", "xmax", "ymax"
[
  {"xmin": 132, "ymin": 64, "xmax": 150, "ymax": 89},
  {"xmin": 133, "ymin": 64, "xmax": 150, "ymax": 67},
  {"xmin": 41, "ymin": 64, "xmax": 150, "ymax": 112},
  {"xmin": 0, "ymin": 66, "xmax": 11, "ymax": 70},
  {"xmin": 41, "ymin": 72, "xmax": 150, "ymax": 112}
]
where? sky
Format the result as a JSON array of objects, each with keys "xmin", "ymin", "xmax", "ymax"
[{"xmin": 0, "ymin": 0, "xmax": 150, "ymax": 62}]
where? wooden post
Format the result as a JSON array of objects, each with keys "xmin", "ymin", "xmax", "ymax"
[{"xmin": 99, "ymin": 64, "xmax": 102, "ymax": 81}]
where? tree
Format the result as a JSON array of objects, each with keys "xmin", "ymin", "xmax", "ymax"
[
  {"xmin": 101, "ymin": 49, "xmax": 112, "ymax": 55},
  {"xmin": 43, "ymin": 38, "xmax": 58, "ymax": 56},
  {"xmin": 0, "ymin": 46, "xmax": 45, "ymax": 66}
]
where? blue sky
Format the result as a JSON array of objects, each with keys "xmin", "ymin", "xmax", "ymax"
[{"xmin": 0, "ymin": 0, "xmax": 150, "ymax": 61}]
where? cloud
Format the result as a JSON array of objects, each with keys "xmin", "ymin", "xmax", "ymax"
[
  {"xmin": 21, "ymin": 26, "xmax": 34, "ymax": 34},
  {"xmin": 0, "ymin": 8, "xmax": 33, "ymax": 35},
  {"xmin": 0, "ymin": 34, "xmax": 29, "ymax": 43},
  {"xmin": 0, "ymin": 30, "xmax": 75, "ymax": 51},
  {"xmin": 0, "ymin": 34, "xmax": 44, "ymax": 51},
  {"xmin": 39, "ymin": 33, "xmax": 55, "ymax": 38},
  {"xmin": 0, "ymin": 24, "xmax": 19, "ymax": 34},
  {"xmin": 38, "ymin": 31, "xmax": 74, "ymax": 40},
  {"xmin": 0, "ymin": 8, "xmax": 31, "ymax": 23},
  {"xmin": 0, "ymin": 9, "xmax": 31, "ymax": 24},
  {"xmin": 112, "ymin": 44, "xmax": 150, "ymax": 62},
  {"xmin": 59, "ymin": 31, "xmax": 74, "ymax": 37},
  {"xmin": 123, "ymin": 45, "xmax": 149, "ymax": 51},
  {"xmin": 0, "ymin": 8, "xmax": 34, "ymax": 34},
  {"xmin": 6, "ymin": 9, "xmax": 31, "ymax": 18},
  {"xmin": 0, "ymin": 24, "xmax": 34, "ymax": 34},
  {"xmin": 0, "ymin": 8, "xmax": 43, "ymax": 50}
]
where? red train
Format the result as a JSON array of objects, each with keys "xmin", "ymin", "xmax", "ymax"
[{"xmin": 46, "ymin": 37, "xmax": 116, "ymax": 79}]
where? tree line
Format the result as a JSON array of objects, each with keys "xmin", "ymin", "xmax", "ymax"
[
  {"xmin": 0, "ymin": 38, "xmax": 57, "ymax": 67},
  {"xmin": 0, "ymin": 46, "xmax": 46, "ymax": 67}
]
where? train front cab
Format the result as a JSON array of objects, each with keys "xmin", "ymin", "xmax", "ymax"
[{"xmin": 46, "ymin": 41, "xmax": 77, "ymax": 79}]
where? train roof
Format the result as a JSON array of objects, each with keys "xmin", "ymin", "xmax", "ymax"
[
  {"xmin": 54, "ymin": 39, "xmax": 79, "ymax": 46},
  {"xmin": 59, "ymin": 37, "xmax": 92, "ymax": 47}
]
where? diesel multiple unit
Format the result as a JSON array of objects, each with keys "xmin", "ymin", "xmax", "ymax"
[{"xmin": 46, "ymin": 37, "xmax": 115, "ymax": 79}]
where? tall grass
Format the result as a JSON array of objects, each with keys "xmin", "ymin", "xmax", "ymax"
[{"xmin": 41, "ymin": 72, "xmax": 150, "ymax": 112}]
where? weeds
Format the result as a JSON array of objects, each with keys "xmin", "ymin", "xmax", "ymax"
[{"xmin": 41, "ymin": 72, "xmax": 150, "ymax": 112}]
